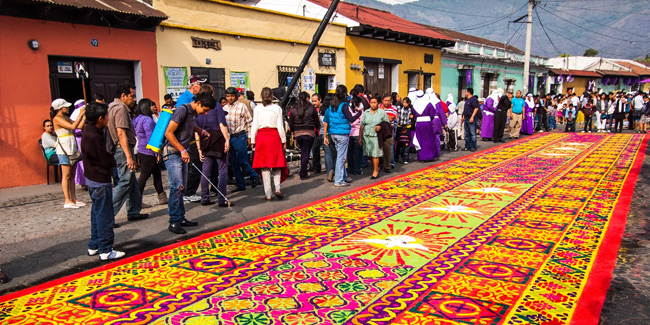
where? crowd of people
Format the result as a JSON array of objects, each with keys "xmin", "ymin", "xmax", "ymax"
[{"xmin": 37, "ymin": 76, "xmax": 650, "ymax": 263}]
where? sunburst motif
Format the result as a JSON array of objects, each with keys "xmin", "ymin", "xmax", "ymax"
[
  {"xmin": 328, "ymin": 223, "xmax": 455, "ymax": 265},
  {"xmin": 551, "ymin": 147, "xmax": 580, "ymax": 151},
  {"xmin": 404, "ymin": 198, "xmax": 497, "ymax": 223},
  {"xmin": 449, "ymin": 182, "xmax": 526, "ymax": 201}
]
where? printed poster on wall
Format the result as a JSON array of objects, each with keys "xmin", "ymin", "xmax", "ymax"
[
  {"xmin": 328, "ymin": 76, "xmax": 336, "ymax": 91},
  {"xmin": 230, "ymin": 71, "xmax": 250, "ymax": 90},
  {"xmin": 163, "ymin": 67, "xmax": 188, "ymax": 101},
  {"xmin": 303, "ymin": 68, "xmax": 315, "ymax": 91},
  {"xmin": 378, "ymin": 63, "xmax": 385, "ymax": 79}
]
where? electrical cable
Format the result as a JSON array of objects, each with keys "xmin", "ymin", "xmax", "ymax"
[
  {"xmin": 541, "ymin": 5, "xmax": 648, "ymax": 39},
  {"xmin": 534, "ymin": 8, "xmax": 562, "ymax": 54},
  {"xmin": 538, "ymin": 5, "xmax": 641, "ymax": 43},
  {"xmin": 451, "ymin": 4, "xmax": 528, "ymax": 32}
]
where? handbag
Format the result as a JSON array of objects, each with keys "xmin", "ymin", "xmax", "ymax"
[{"xmin": 56, "ymin": 137, "xmax": 81, "ymax": 164}]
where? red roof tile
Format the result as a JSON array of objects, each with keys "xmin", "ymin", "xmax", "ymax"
[
  {"xmin": 613, "ymin": 61, "xmax": 650, "ymax": 76},
  {"xmin": 550, "ymin": 69, "xmax": 601, "ymax": 78},
  {"xmin": 308, "ymin": 0, "xmax": 453, "ymax": 42},
  {"xmin": 596, "ymin": 69, "xmax": 638, "ymax": 77},
  {"xmin": 424, "ymin": 25, "xmax": 523, "ymax": 53}
]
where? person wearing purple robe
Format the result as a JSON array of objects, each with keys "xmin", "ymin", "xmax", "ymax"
[
  {"xmin": 429, "ymin": 92, "xmax": 447, "ymax": 159},
  {"xmin": 521, "ymin": 94, "xmax": 535, "ymax": 135},
  {"xmin": 411, "ymin": 90, "xmax": 438, "ymax": 162},
  {"xmin": 482, "ymin": 90, "xmax": 499, "ymax": 141}
]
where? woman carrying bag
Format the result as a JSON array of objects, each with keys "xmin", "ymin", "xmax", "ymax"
[{"xmin": 51, "ymin": 98, "xmax": 86, "ymax": 209}]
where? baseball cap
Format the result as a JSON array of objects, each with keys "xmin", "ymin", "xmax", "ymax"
[
  {"xmin": 188, "ymin": 75, "xmax": 207, "ymax": 85},
  {"xmin": 51, "ymin": 98, "xmax": 72, "ymax": 110}
]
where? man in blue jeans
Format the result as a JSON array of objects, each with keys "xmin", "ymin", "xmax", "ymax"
[
  {"xmin": 223, "ymin": 87, "xmax": 259, "ymax": 192},
  {"xmin": 461, "ymin": 88, "xmax": 479, "ymax": 152},
  {"xmin": 164, "ymin": 92, "xmax": 216, "ymax": 234},
  {"xmin": 107, "ymin": 84, "xmax": 148, "ymax": 224}
]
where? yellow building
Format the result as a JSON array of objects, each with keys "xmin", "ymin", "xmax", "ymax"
[
  {"xmin": 152, "ymin": 0, "xmax": 347, "ymax": 100},
  {"xmin": 309, "ymin": 0, "xmax": 454, "ymax": 96}
]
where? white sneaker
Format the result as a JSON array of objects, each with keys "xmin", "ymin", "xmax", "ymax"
[
  {"xmin": 64, "ymin": 203, "xmax": 80, "ymax": 209},
  {"xmin": 88, "ymin": 249, "xmax": 98, "ymax": 256},
  {"xmin": 100, "ymin": 250, "xmax": 126, "ymax": 260},
  {"xmin": 183, "ymin": 195, "xmax": 201, "ymax": 203}
]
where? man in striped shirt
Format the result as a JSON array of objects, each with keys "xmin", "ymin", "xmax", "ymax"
[{"xmin": 223, "ymin": 87, "xmax": 259, "ymax": 192}]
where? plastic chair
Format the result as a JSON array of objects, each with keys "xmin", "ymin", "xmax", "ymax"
[{"xmin": 39, "ymin": 139, "xmax": 61, "ymax": 184}]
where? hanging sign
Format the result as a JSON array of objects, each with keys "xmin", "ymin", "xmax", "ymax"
[
  {"xmin": 466, "ymin": 69, "xmax": 472, "ymax": 85},
  {"xmin": 318, "ymin": 52, "xmax": 336, "ymax": 67}
]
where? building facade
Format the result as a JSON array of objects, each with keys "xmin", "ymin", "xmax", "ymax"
[
  {"xmin": 0, "ymin": 0, "xmax": 165, "ymax": 188},
  {"xmin": 428, "ymin": 26, "xmax": 550, "ymax": 100},
  {"xmin": 152, "ymin": 0, "xmax": 347, "ymax": 101},
  {"xmin": 548, "ymin": 56, "xmax": 650, "ymax": 94}
]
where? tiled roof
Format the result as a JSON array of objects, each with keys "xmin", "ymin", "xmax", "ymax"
[
  {"xmin": 308, "ymin": 0, "xmax": 453, "ymax": 42},
  {"xmin": 30, "ymin": 0, "xmax": 166, "ymax": 18},
  {"xmin": 613, "ymin": 61, "xmax": 650, "ymax": 76},
  {"xmin": 550, "ymin": 69, "xmax": 602, "ymax": 78},
  {"xmin": 424, "ymin": 25, "xmax": 523, "ymax": 53},
  {"xmin": 596, "ymin": 69, "xmax": 638, "ymax": 77}
]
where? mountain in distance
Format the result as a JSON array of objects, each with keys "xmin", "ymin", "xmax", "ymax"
[{"xmin": 342, "ymin": 0, "xmax": 650, "ymax": 60}]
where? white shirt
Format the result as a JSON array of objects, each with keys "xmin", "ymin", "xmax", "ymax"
[
  {"xmin": 570, "ymin": 96, "xmax": 580, "ymax": 108},
  {"xmin": 251, "ymin": 103, "xmax": 286, "ymax": 144},
  {"xmin": 634, "ymin": 95, "xmax": 644, "ymax": 110}
]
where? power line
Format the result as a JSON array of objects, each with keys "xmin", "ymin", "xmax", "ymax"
[
  {"xmin": 542, "ymin": 23, "xmax": 634, "ymax": 58},
  {"xmin": 451, "ymin": 3, "xmax": 528, "ymax": 32},
  {"xmin": 505, "ymin": 21, "xmax": 524, "ymax": 46},
  {"xmin": 551, "ymin": 3, "xmax": 648, "ymax": 15},
  {"xmin": 538, "ymin": 6, "xmax": 641, "ymax": 43},
  {"xmin": 532, "ymin": 29, "xmax": 550, "ymax": 57},
  {"xmin": 534, "ymin": 7, "xmax": 562, "ymax": 55},
  {"xmin": 544, "ymin": 6, "xmax": 648, "ymax": 39}
]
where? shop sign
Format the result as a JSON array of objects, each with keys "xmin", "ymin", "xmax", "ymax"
[
  {"xmin": 192, "ymin": 37, "xmax": 221, "ymax": 51},
  {"xmin": 424, "ymin": 53, "xmax": 434, "ymax": 64},
  {"xmin": 230, "ymin": 71, "xmax": 250, "ymax": 89},
  {"xmin": 318, "ymin": 52, "xmax": 336, "ymax": 67},
  {"xmin": 57, "ymin": 61, "xmax": 73, "ymax": 74},
  {"xmin": 163, "ymin": 67, "xmax": 188, "ymax": 100}
]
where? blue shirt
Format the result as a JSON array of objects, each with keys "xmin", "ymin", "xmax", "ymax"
[
  {"xmin": 511, "ymin": 97, "xmax": 524, "ymax": 114},
  {"xmin": 176, "ymin": 89, "xmax": 195, "ymax": 107}
]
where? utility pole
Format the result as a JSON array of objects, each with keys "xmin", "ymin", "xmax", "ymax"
[
  {"xmin": 523, "ymin": 0, "xmax": 534, "ymax": 95},
  {"xmin": 280, "ymin": 0, "xmax": 340, "ymax": 110}
]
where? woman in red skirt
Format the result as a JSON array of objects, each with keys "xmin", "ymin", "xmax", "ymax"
[{"xmin": 251, "ymin": 87, "xmax": 289, "ymax": 200}]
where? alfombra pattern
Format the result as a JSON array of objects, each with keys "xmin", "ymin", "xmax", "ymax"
[{"xmin": 0, "ymin": 133, "xmax": 646, "ymax": 325}]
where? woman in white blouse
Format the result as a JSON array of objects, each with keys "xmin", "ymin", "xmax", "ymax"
[{"xmin": 251, "ymin": 87, "xmax": 289, "ymax": 200}]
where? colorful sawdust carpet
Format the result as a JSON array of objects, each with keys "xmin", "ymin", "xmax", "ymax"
[{"xmin": 0, "ymin": 133, "xmax": 646, "ymax": 325}]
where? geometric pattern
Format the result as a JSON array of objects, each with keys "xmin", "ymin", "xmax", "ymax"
[{"xmin": 0, "ymin": 133, "xmax": 645, "ymax": 325}]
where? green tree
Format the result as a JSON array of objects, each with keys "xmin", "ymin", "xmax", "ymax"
[{"xmin": 583, "ymin": 48, "xmax": 599, "ymax": 57}]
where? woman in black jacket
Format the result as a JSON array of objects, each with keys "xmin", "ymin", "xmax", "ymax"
[{"xmin": 289, "ymin": 92, "xmax": 320, "ymax": 180}]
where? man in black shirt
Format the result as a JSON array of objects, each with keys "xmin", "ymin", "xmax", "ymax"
[
  {"xmin": 461, "ymin": 88, "xmax": 480, "ymax": 152},
  {"xmin": 493, "ymin": 91, "xmax": 513, "ymax": 143}
]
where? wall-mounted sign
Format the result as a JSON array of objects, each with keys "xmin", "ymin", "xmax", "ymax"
[
  {"xmin": 318, "ymin": 52, "xmax": 336, "ymax": 67},
  {"xmin": 192, "ymin": 37, "xmax": 221, "ymax": 51},
  {"xmin": 57, "ymin": 61, "xmax": 73, "ymax": 74},
  {"xmin": 378, "ymin": 63, "xmax": 385, "ymax": 79},
  {"xmin": 230, "ymin": 71, "xmax": 250, "ymax": 89},
  {"xmin": 163, "ymin": 67, "xmax": 188, "ymax": 100},
  {"xmin": 328, "ymin": 76, "xmax": 336, "ymax": 91},
  {"xmin": 303, "ymin": 69, "xmax": 315, "ymax": 91},
  {"xmin": 424, "ymin": 53, "xmax": 434, "ymax": 64},
  {"xmin": 91, "ymin": 39, "xmax": 99, "ymax": 47}
]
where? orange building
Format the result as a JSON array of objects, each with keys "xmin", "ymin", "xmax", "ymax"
[{"xmin": 0, "ymin": 1, "xmax": 166, "ymax": 188}]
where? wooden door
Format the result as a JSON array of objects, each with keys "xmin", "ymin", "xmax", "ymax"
[
  {"xmin": 89, "ymin": 59, "xmax": 134, "ymax": 100},
  {"xmin": 364, "ymin": 62, "xmax": 392, "ymax": 96}
]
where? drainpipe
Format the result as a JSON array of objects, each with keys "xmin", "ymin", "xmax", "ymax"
[{"xmin": 280, "ymin": 0, "xmax": 341, "ymax": 110}]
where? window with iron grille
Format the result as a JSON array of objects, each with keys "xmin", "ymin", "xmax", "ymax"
[{"xmin": 277, "ymin": 65, "xmax": 300, "ymax": 89}]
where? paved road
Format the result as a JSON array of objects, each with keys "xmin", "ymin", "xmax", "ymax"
[{"xmin": 1, "ymin": 129, "xmax": 649, "ymax": 324}]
